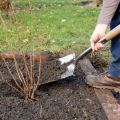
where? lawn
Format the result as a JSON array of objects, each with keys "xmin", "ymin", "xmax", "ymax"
[{"xmin": 0, "ymin": 0, "xmax": 100, "ymax": 52}]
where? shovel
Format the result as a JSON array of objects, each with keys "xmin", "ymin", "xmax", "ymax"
[{"xmin": 40, "ymin": 24, "xmax": 120, "ymax": 84}]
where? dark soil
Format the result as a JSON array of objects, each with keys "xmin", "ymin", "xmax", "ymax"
[
  {"xmin": 0, "ymin": 52, "xmax": 66, "ymax": 85},
  {"xmin": 0, "ymin": 52, "xmax": 108, "ymax": 120},
  {"xmin": 0, "ymin": 76, "xmax": 108, "ymax": 120}
]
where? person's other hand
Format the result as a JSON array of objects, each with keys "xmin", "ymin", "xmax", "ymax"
[{"xmin": 90, "ymin": 24, "xmax": 107, "ymax": 52}]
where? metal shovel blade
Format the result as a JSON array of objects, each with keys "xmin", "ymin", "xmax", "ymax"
[
  {"xmin": 40, "ymin": 54, "xmax": 76, "ymax": 85},
  {"xmin": 59, "ymin": 53, "xmax": 76, "ymax": 79}
]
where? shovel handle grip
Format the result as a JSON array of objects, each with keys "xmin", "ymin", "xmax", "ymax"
[
  {"xmin": 98, "ymin": 24, "xmax": 120, "ymax": 45},
  {"xmin": 105, "ymin": 24, "xmax": 120, "ymax": 40}
]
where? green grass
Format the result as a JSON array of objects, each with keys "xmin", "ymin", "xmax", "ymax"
[
  {"xmin": 14, "ymin": 0, "xmax": 92, "ymax": 8},
  {"xmin": 0, "ymin": 0, "xmax": 100, "ymax": 52}
]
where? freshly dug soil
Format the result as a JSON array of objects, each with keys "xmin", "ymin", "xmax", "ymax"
[
  {"xmin": 0, "ymin": 76, "xmax": 108, "ymax": 120},
  {"xmin": 0, "ymin": 52, "xmax": 108, "ymax": 120},
  {"xmin": 0, "ymin": 51, "xmax": 66, "ymax": 85}
]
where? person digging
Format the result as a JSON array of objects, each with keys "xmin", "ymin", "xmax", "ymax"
[{"xmin": 86, "ymin": 0, "xmax": 120, "ymax": 92}]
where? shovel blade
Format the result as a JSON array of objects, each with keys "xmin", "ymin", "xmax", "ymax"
[
  {"xmin": 59, "ymin": 54, "xmax": 75, "ymax": 79},
  {"xmin": 40, "ymin": 54, "xmax": 76, "ymax": 85}
]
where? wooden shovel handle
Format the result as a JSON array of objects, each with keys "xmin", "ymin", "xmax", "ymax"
[{"xmin": 105, "ymin": 25, "xmax": 120, "ymax": 40}]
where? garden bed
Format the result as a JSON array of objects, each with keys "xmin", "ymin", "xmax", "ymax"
[
  {"xmin": 0, "ymin": 51, "xmax": 108, "ymax": 120},
  {"xmin": 0, "ymin": 77, "xmax": 108, "ymax": 120}
]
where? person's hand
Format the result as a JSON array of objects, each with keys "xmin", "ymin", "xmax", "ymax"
[{"xmin": 90, "ymin": 24, "xmax": 107, "ymax": 52}]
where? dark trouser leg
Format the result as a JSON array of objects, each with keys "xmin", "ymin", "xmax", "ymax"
[{"xmin": 108, "ymin": 8, "xmax": 120, "ymax": 78}]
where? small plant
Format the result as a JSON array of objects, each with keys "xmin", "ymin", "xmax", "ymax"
[
  {"xmin": 0, "ymin": 1, "xmax": 43, "ymax": 100},
  {"xmin": 0, "ymin": 51, "xmax": 42, "ymax": 100}
]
